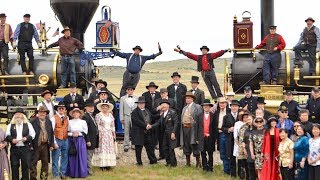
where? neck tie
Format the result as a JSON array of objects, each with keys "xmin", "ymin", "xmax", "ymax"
[{"xmin": 72, "ymin": 94, "xmax": 75, "ymax": 101}]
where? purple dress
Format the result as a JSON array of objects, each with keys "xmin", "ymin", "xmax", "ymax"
[{"xmin": 0, "ymin": 128, "xmax": 10, "ymax": 179}]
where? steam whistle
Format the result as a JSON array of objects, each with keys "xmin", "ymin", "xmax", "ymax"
[{"xmin": 39, "ymin": 21, "xmax": 49, "ymax": 49}]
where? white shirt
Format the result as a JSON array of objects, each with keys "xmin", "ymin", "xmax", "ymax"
[
  {"xmin": 68, "ymin": 119, "xmax": 88, "ymax": 136},
  {"xmin": 163, "ymin": 110, "xmax": 169, "ymax": 118},
  {"xmin": 309, "ymin": 137, "xmax": 320, "ymax": 166},
  {"xmin": 204, "ymin": 113, "xmax": 210, "ymax": 119},
  {"xmin": 37, "ymin": 100, "xmax": 55, "ymax": 118},
  {"xmin": 233, "ymin": 121, "xmax": 244, "ymax": 157},
  {"xmin": 174, "ymin": 83, "xmax": 179, "ymax": 90},
  {"xmin": 5, "ymin": 122, "xmax": 36, "ymax": 146},
  {"xmin": 218, "ymin": 109, "xmax": 226, "ymax": 129},
  {"xmin": 191, "ymin": 88, "xmax": 198, "ymax": 95}
]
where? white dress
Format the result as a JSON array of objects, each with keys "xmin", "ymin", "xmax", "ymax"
[{"xmin": 233, "ymin": 121, "xmax": 244, "ymax": 157}]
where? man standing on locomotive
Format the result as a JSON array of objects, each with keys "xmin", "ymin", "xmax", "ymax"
[
  {"xmin": 294, "ymin": 17, "xmax": 320, "ymax": 76},
  {"xmin": 0, "ymin": 13, "xmax": 13, "ymax": 75},
  {"xmin": 255, "ymin": 25, "xmax": 286, "ymax": 85},
  {"xmin": 46, "ymin": 26, "xmax": 84, "ymax": 89},
  {"xmin": 174, "ymin": 45, "xmax": 229, "ymax": 99}
]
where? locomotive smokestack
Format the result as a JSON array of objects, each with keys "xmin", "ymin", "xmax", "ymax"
[
  {"xmin": 261, "ymin": 0, "xmax": 274, "ymax": 40},
  {"xmin": 50, "ymin": 0, "xmax": 99, "ymax": 43}
]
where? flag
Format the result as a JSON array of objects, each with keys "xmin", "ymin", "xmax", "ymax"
[{"xmin": 52, "ymin": 28, "xmax": 59, "ymax": 37}]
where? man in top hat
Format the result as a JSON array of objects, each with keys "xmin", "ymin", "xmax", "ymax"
[
  {"xmin": 94, "ymin": 87, "xmax": 117, "ymax": 116},
  {"xmin": 88, "ymin": 79, "xmax": 114, "ymax": 103},
  {"xmin": 112, "ymin": 44, "xmax": 163, "ymax": 97},
  {"xmin": 5, "ymin": 108, "xmax": 36, "ymax": 180},
  {"xmin": 239, "ymin": 86, "xmax": 258, "ymax": 113},
  {"xmin": 82, "ymin": 100, "xmax": 98, "ymax": 176},
  {"xmin": 189, "ymin": 76, "xmax": 205, "ymax": 105},
  {"xmin": 131, "ymin": 96, "xmax": 157, "ymax": 166},
  {"xmin": 13, "ymin": 14, "xmax": 40, "ymax": 75},
  {"xmin": 0, "ymin": 13, "xmax": 13, "ymax": 75},
  {"xmin": 306, "ymin": 86, "xmax": 320, "ymax": 123},
  {"xmin": 221, "ymin": 100, "xmax": 240, "ymax": 177},
  {"xmin": 120, "ymin": 83, "xmax": 138, "ymax": 152},
  {"xmin": 37, "ymin": 90, "xmax": 56, "ymax": 119},
  {"xmin": 226, "ymin": 91, "xmax": 236, "ymax": 108},
  {"xmin": 167, "ymin": 72, "xmax": 187, "ymax": 116},
  {"xmin": 198, "ymin": 99, "xmax": 218, "ymax": 171},
  {"xmin": 30, "ymin": 106, "xmax": 54, "ymax": 180},
  {"xmin": 50, "ymin": 102, "xmax": 69, "ymax": 180},
  {"xmin": 47, "ymin": 26, "xmax": 84, "ymax": 88},
  {"xmin": 180, "ymin": 92, "xmax": 202, "ymax": 167},
  {"xmin": 276, "ymin": 106, "xmax": 294, "ymax": 136},
  {"xmin": 257, "ymin": 97, "xmax": 272, "ymax": 120},
  {"xmin": 294, "ymin": 17, "xmax": 320, "ymax": 75},
  {"xmin": 255, "ymin": 25, "xmax": 286, "ymax": 85},
  {"xmin": 63, "ymin": 83, "xmax": 85, "ymax": 115},
  {"xmin": 174, "ymin": 45, "xmax": 229, "ymax": 99},
  {"xmin": 279, "ymin": 90, "xmax": 300, "ymax": 122},
  {"xmin": 214, "ymin": 97, "xmax": 231, "ymax": 174},
  {"xmin": 148, "ymin": 99, "xmax": 179, "ymax": 167}
]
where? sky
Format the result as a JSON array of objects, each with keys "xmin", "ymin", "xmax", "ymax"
[{"xmin": 1, "ymin": 0, "xmax": 319, "ymax": 66}]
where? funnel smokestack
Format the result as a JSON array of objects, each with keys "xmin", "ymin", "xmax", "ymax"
[{"xmin": 261, "ymin": 0, "xmax": 274, "ymax": 40}]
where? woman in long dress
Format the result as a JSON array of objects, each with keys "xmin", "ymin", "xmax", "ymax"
[
  {"xmin": 66, "ymin": 108, "xmax": 88, "ymax": 178},
  {"xmin": 93, "ymin": 102, "xmax": 116, "ymax": 170},
  {"xmin": 0, "ymin": 128, "xmax": 9, "ymax": 180}
]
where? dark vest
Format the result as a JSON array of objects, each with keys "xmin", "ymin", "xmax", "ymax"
[
  {"xmin": 303, "ymin": 26, "xmax": 317, "ymax": 46},
  {"xmin": 266, "ymin": 34, "xmax": 279, "ymax": 53},
  {"xmin": 18, "ymin": 22, "xmax": 34, "ymax": 42},
  {"xmin": 197, "ymin": 54, "xmax": 214, "ymax": 71},
  {"xmin": 10, "ymin": 123, "xmax": 29, "ymax": 146}
]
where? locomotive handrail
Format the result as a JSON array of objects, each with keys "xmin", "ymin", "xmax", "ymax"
[
  {"xmin": 0, "ymin": 74, "xmax": 34, "ymax": 78},
  {"xmin": 231, "ymin": 48, "xmax": 294, "ymax": 51}
]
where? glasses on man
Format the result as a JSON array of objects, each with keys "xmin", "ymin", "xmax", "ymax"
[
  {"xmin": 58, "ymin": 107, "xmax": 65, "ymax": 110},
  {"xmin": 256, "ymin": 120, "xmax": 263, "ymax": 123},
  {"xmin": 281, "ymin": 111, "xmax": 288, "ymax": 113}
]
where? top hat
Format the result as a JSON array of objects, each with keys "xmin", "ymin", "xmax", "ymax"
[
  {"xmin": 171, "ymin": 72, "xmax": 181, "ymax": 78},
  {"xmin": 132, "ymin": 45, "xmax": 143, "ymax": 52},
  {"xmin": 54, "ymin": 101, "xmax": 66, "ymax": 111},
  {"xmin": 98, "ymin": 87, "xmax": 108, "ymax": 95},
  {"xmin": 218, "ymin": 97, "xmax": 228, "ymax": 103},
  {"xmin": 230, "ymin": 100, "xmax": 240, "ymax": 106},
  {"xmin": 13, "ymin": 107, "xmax": 25, "ymax": 115},
  {"xmin": 146, "ymin": 82, "xmax": 159, "ymax": 89},
  {"xmin": 159, "ymin": 99, "xmax": 171, "ymax": 106},
  {"xmin": 190, "ymin": 76, "xmax": 199, "ymax": 84},
  {"xmin": 61, "ymin": 26, "xmax": 71, "ymax": 33},
  {"xmin": 69, "ymin": 83, "xmax": 76, "ymax": 88},
  {"xmin": 305, "ymin": 17, "xmax": 315, "ymax": 23},
  {"xmin": 23, "ymin": 14, "xmax": 31, "ymax": 18},
  {"xmin": 244, "ymin": 86, "xmax": 252, "ymax": 92},
  {"xmin": 36, "ymin": 106, "xmax": 50, "ymax": 114},
  {"xmin": 257, "ymin": 97, "xmax": 266, "ymax": 104},
  {"xmin": 95, "ymin": 79, "xmax": 108, "ymax": 87},
  {"xmin": 269, "ymin": 25, "xmax": 277, "ymax": 29},
  {"xmin": 135, "ymin": 96, "xmax": 147, "ymax": 103},
  {"xmin": 183, "ymin": 91, "xmax": 196, "ymax": 100},
  {"xmin": 85, "ymin": 99, "xmax": 95, "ymax": 107},
  {"xmin": 41, "ymin": 90, "xmax": 53, "ymax": 97},
  {"xmin": 125, "ymin": 83, "xmax": 135, "ymax": 90},
  {"xmin": 0, "ymin": 13, "xmax": 6, "ymax": 18},
  {"xmin": 159, "ymin": 88, "xmax": 168, "ymax": 93},
  {"xmin": 200, "ymin": 45, "xmax": 210, "ymax": 51},
  {"xmin": 201, "ymin": 99, "xmax": 213, "ymax": 107}
]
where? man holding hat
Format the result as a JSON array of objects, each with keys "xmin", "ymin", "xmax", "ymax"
[
  {"xmin": 120, "ymin": 83, "xmax": 138, "ymax": 152},
  {"xmin": 13, "ymin": 13, "xmax": 40, "ymax": 75},
  {"xmin": 239, "ymin": 86, "xmax": 258, "ymax": 113},
  {"xmin": 167, "ymin": 72, "xmax": 187, "ymax": 117},
  {"xmin": 174, "ymin": 45, "xmax": 229, "ymax": 99},
  {"xmin": 279, "ymin": 90, "xmax": 300, "ymax": 122},
  {"xmin": 30, "ymin": 106, "xmax": 54, "ymax": 180},
  {"xmin": 257, "ymin": 97, "xmax": 272, "ymax": 120},
  {"xmin": 294, "ymin": 17, "xmax": 320, "ymax": 75},
  {"xmin": 63, "ymin": 83, "xmax": 85, "ymax": 114},
  {"xmin": 180, "ymin": 92, "xmax": 202, "ymax": 167},
  {"xmin": 306, "ymin": 86, "xmax": 320, "ymax": 123},
  {"xmin": 50, "ymin": 101, "xmax": 69, "ymax": 180},
  {"xmin": 131, "ymin": 96, "xmax": 157, "ymax": 166},
  {"xmin": 255, "ymin": 25, "xmax": 286, "ymax": 85},
  {"xmin": 94, "ymin": 87, "xmax": 117, "ymax": 116},
  {"xmin": 37, "ymin": 90, "xmax": 56, "ymax": 119},
  {"xmin": 5, "ymin": 108, "xmax": 36, "ymax": 180},
  {"xmin": 276, "ymin": 106, "xmax": 294, "ymax": 136},
  {"xmin": 0, "ymin": 13, "xmax": 13, "ymax": 75},
  {"xmin": 88, "ymin": 79, "xmax": 114, "ymax": 103},
  {"xmin": 189, "ymin": 76, "xmax": 205, "ymax": 105},
  {"xmin": 198, "ymin": 99, "xmax": 217, "ymax": 171},
  {"xmin": 47, "ymin": 26, "xmax": 84, "ymax": 88},
  {"xmin": 112, "ymin": 44, "xmax": 162, "ymax": 97}
]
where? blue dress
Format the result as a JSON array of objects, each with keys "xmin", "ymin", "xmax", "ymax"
[{"xmin": 293, "ymin": 136, "xmax": 309, "ymax": 180}]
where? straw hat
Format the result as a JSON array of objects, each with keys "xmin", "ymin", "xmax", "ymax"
[
  {"xmin": 69, "ymin": 108, "xmax": 84, "ymax": 118},
  {"xmin": 96, "ymin": 102, "xmax": 114, "ymax": 113}
]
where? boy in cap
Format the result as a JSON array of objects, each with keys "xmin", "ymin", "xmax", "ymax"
[
  {"xmin": 279, "ymin": 90, "xmax": 300, "ymax": 121},
  {"xmin": 13, "ymin": 14, "xmax": 41, "ymax": 75},
  {"xmin": 0, "ymin": 13, "xmax": 13, "ymax": 75},
  {"xmin": 189, "ymin": 76, "xmax": 205, "ymax": 105},
  {"xmin": 255, "ymin": 25, "xmax": 286, "ymax": 85},
  {"xmin": 294, "ymin": 17, "xmax": 320, "ymax": 75},
  {"xmin": 239, "ymin": 86, "xmax": 258, "ymax": 113}
]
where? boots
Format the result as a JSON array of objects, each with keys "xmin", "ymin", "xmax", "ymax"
[
  {"xmin": 186, "ymin": 155, "xmax": 191, "ymax": 166},
  {"xmin": 196, "ymin": 156, "xmax": 201, "ymax": 168}
]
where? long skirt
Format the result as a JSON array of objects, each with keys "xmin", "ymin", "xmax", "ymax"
[
  {"xmin": 93, "ymin": 129, "xmax": 116, "ymax": 167},
  {"xmin": 66, "ymin": 137, "xmax": 88, "ymax": 178},
  {"xmin": 0, "ymin": 149, "xmax": 10, "ymax": 179}
]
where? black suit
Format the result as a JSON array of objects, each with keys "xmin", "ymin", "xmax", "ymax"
[
  {"xmin": 154, "ymin": 97, "xmax": 176, "ymax": 111},
  {"xmin": 88, "ymin": 90, "xmax": 115, "ymax": 103},
  {"xmin": 263, "ymin": 109, "xmax": 273, "ymax": 120},
  {"xmin": 167, "ymin": 83, "xmax": 187, "ymax": 116},
  {"xmin": 83, "ymin": 112, "xmax": 99, "ymax": 149},
  {"xmin": 142, "ymin": 91, "xmax": 161, "ymax": 117},
  {"xmin": 189, "ymin": 88, "xmax": 205, "ymax": 105},
  {"xmin": 131, "ymin": 107, "xmax": 157, "ymax": 165},
  {"xmin": 63, "ymin": 93, "xmax": 85, "ymax": 112}
]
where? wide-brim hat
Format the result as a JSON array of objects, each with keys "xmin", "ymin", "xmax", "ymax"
[
  {"xmin": 146, "ymin": 82, "xmax": 158, "ymax": 89},
  {"xmin": 0, "ymin": 13, "xmax": 6, "ymax": 18},
  {"xmin": 96, "ymin": 102, "xmax": 114, "ymax": 113},
  {"xmin": 41, "ymin": 90, "xmax": 53, "ymax": 97},
  {"xmin": 135, "ymin": 96, "xmax": 147, "ymax": 103},
  {"xmin": 54, "ymin": 101, "xmax": 66, "ymax": 111},
  {"xmin": 226, "ymin": 91, "xmax": 235, "ymax": 96},
  {"xmin": 257, "ymin": 97, "xmax": 266, "ymax": 104},
  {"xmin": 230, "ymin": 100, "xmax": 240, "ymax": 106},
  {"xmin": 35, "ymin": 106, "xmax": 50, "ymax": 114},
  {"xmin": 69, "ymin": 108, "xmax": 84, "ymax": 118},
  {"xmin": 201, "ymin": 99, "xmax": 213, "ymax": 107},
  {"xmin": 305, "ymin": 17, "xmax": 315, "ymax": 23},
  {"xmin": 200, "ymin": 45, "xmax": 210, "ymax": 51},
  {"xmin": 13, "ymin": 107, "xmax": 25, "ymax": 115},
  {"xmin": 95, "ymin": 79, "xmax": 107, "ymax": 87},
  {"xmin": 190, "ymin": 76, "xmax": 199, "ymax": 84},
  {"xmin": 23, "ymin": 14, "xmax": 31, "ymax": 18},
  {"xmin": 132, "ymin": 45, "xmax": 143, "ymax": 52},
  {"xmin": 98, "ymin": 87, "xmax": 108, "ymax": 95},
  {"xmin": 171, "ymin": 72, "xmax": 181, "ymax": 78},
  {"xmin": 159, "ymin": 99, "xmax": 170, "ymax": 106},
  {"xmin": 183, "ymin": 91, "xmax": 196, "ymax": 100},
  {"xmin": 218, "ymin": 97, "xmax": 228, "ymax": 103},
  {"xmin": 61, "ymin": 26, "xmax": 72, "ymax": 33}
]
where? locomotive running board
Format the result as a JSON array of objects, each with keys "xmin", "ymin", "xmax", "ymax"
[{"xmin": 0, "ymin": 75, "xmax": 35, "ymax": 78}]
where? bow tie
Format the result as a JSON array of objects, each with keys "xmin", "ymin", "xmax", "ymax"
[{"xmin": 128, "ymin": 96, "xmax": 133, "ymax": 98}]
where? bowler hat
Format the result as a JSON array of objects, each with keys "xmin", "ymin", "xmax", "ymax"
[
  {"xmin": 201, "ymin": 99, "xmax": 213, "ymax": 107},
  {"xmin": 125, "ymin": 83, "xmax": 135, "ymax": 90},
  {"xmin": 98, "ymin": 87, "xmax": 108, "ymax": 95},
  {"xmin": 171, "ymin": 72, "xmax": 181, "ymax": 78},
  {"xmin": 85, "ymin": 100, "xmax": 95, "ymax": 107},
  {"xmin": 69, "ymin": 83, "xmax": 76, "ymax": 88},
  {"xmin": 257, "ymin": 97, "xmax": 266, "ymax": 104},
  {"xmin": 95, "ymin": 79, "xmax": 107, "ymax": 87},
  {"xmin": 146, "ymin": 82, "xmax": 159, "ymax": 89},
  {"xmin": 269, "ymin": 25, "xmax": 277, "ymax": 29},
  {"xmin": 23, "ymin": 14, "xmax": 30, "ymax": 18},
  {"xmin": 135, "ymin": 96, "xmax": 147, "ymax": 103},
  {"xmin": 305, "ymin": 17, "xmax": 315, "ymax": 23},
  {"xmin": 132, "ymin": 45, "xmax": 143, "ymax": 52},
  {"xmin": 54, "ymin": 101, "xmax": 66, "ymax": 111},
  {"xmin": 230, "ymin": 100, "xmax": 240, "ymax": 106},
  {"xmin": 159, "ymin": 88, "xmax": 168, "ymax": 93},
  {"xmin": 244, "ymin": 86, "xmax": 252, "ymax": 92},
  {"xmin": 159, "ymin": 99, "xmax": 170, "ymax": 106},
  {"xmin": 61, "ymin": 26, "xmax": 71, "ymax": 33},
  {"xmin": 41, "ymin": 90, "xmax": 53, "ymax": 97},
  {"xmin": 183, "ymin": 91, "xmax": 196, "ymax": 100},
  {"xmin": 190, "ymin": 76, "xmax": 199, "ymax": 84},
  {"xmin": 13, "ymin": 107, "xmax": 25, "ymax": 115},
  {"xmin": 200, "ymin": 45, "xmax": 210, "ymax": 51},
  {"xmin": 36, "ymin": 106, "xmax": 50, "ymax": 114},
  {"xmin": 0, "ymin": 13, "xmax": 6, "ymax": 18}
]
